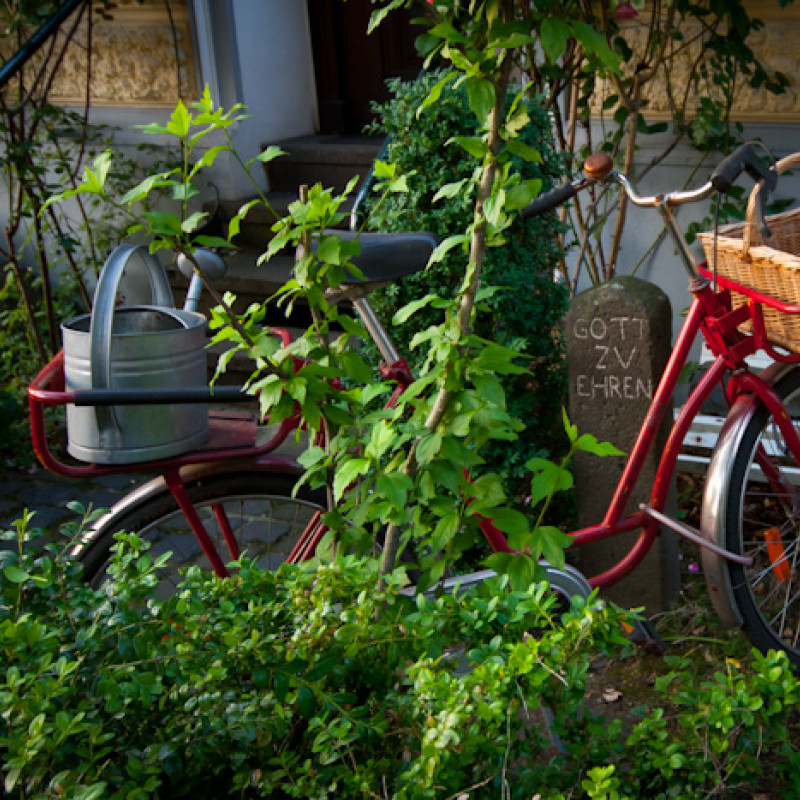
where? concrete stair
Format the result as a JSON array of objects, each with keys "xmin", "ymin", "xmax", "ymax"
[{"xmin": 265, "ymin": 134, "xmax": 384, "ymax": 195}]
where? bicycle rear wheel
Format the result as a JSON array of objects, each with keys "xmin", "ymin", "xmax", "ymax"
[
  {"xmin": 710, "ymin": 365, "xmax": 800, "ymax": 665},
  {"xmin": 77, "ymin": 471, "xmax": 326, "ymax": 597}
]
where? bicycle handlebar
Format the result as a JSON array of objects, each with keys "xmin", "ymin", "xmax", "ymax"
[
  {"xmin": 519, "ymin": 143, "xmax": 778, "ymax": 237},
  {"xmin": 519, "ymin": 152, "xmax": 614, "ymax": 220}
]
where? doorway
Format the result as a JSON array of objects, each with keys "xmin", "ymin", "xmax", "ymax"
[{"xmin": 306, "ymin": 0, "xmax": 421, "ymax": 134}]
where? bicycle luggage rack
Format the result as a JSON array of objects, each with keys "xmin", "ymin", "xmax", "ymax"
[
  {"xmin": 698, "ymin": 266, "xmax": 800, "ymax": 363},
  {"xmin": 27, "ymin": 345, "xmax": 299, "ymax": 480}
]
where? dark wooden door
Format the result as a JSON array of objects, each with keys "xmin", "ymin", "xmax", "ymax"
[{"xmin": 307, "ymin": 0, "xmax": 421, "ymax": 134}]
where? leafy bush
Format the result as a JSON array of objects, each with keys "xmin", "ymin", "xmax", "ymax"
[
  {"xmin": 3, "ymin": 511, "xmax": 800, "ymax": 799},
  {"xmin": 1, "ymin": 511, "xmax": 628, "ymax": 799},
  {"xmin": 364, "ymin": 71, "xmax": 569, "ymax": 485}
]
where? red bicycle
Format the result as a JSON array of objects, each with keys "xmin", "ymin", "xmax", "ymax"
[{"xmin": 27, "ymin": 144, "xmax": 800, "ymax": 665}]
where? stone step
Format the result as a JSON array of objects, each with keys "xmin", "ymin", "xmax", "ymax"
[{"xmin": 264, "ymin": 134, "xmax": 383, "ymax": 195}]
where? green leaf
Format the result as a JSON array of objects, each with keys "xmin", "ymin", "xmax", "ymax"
[
  {"xmin": 489, "ymin": 507, "xmax": 530, "ymax": 539},
  {"xmin": 432, "ymin": 179, "xmax": 468, "ymax": 203},
  {"xmin": 274, "ymin": 672, "xmax": 290, "ymax": 703},
  {"xmin": 571, "ymin": 21, "xmax": 621, "ymax": 72},
  {"xmin": 573, "ymin": 433, "xmax": 625, "ymax": 458},
  {"xmin": 368, "ymin": 0, "xmax": 406, "ymax": 34},
  {"xmin": 376, "ymin": 472, "xmax": 412, "ymax": 510},
  {"xmin": 297, "ymin": 686, "xmax": 317, "ymax": 719},
  {"xmin": 142, "ymin": 210, "xmax": 183, "ymax": 237},
  {"xmin": 538, "ymin": 525, "xmax": 570, "ymax": 568},
  {"xmin": 428, "ymin": 234, "xmax": 469, "ymax": 265},
  {"xmin": 3, "ymin": 565, "xmax": 29, "ymax": 583},
  {"xmin": 181, "ymin": 211, "xmax": 208, "ymax": 234},
  {"xmin": 417, "ymin": 72, "xmax": 457, "ymax": 117},
  {"xmin": 306, "ymin": 656, "xmax": 337, "ymax": 681},
  {"xmin": 449, "ymin": 135, "xmax": 489, "ymax": 160},
  {"xmin": 167, "ymin": 99, "xmax": 192, "ymax": 137},
  {"xmin": 505, "ymin": 179, "xmax": 543, "ymax": 210},
  {"xmin": 541, "ymin": 17, "xmax": 571, "ymax": 60},
  {"xmin": 416, "ymin": 430, "xmax": 443, "ymax": 465},
  {"xmin": 120, "ymin": 171, "xmax": 173, "ymax": 205},
  {"xmin": 255, "ymin": 145, "xmax": 286, "ymax": 164},
  {"xmin": 505, "ymin": 553, "xmax": 538, "ymax": 591},
  {"xmin": 465, "ymin": 77, "xmax": 495, "ymax": 123},
  {"xmin": 393, "ymin": 294, "xmax": 437, "ymax": 324},
  {"xmin": 527, "ymin": 458, "xmax": 573, "ymax": 509},
  {"xmin": 432, "ymin": 511, "xmax": 460, "ymax": 551},
  {"xmin": 562, "ymin": 408, "xmax": 578, "ymax": 443},
  {"xmin": 333, "ymin": 457, "xmax": 371, "ymax": 501}
]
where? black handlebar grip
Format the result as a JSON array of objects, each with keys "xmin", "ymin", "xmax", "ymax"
[
  {"xmin": 519, "ymin": 182, "xmax": 577, "ymax": 220},
  {"xmin": 711, "ymin": 143, "xmax": 777, "ymax": 194},
  {"xmin": 711, "ymin": 144, "xmax": 756, "ymax": 193}
]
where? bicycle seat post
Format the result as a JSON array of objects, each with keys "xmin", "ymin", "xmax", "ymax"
[{"xmin": 352, "ymin": 296, "xmax": 400, "ymax": 364}]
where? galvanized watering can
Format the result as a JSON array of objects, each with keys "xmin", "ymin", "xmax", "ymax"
[{"xmin": 61, "ymin": 244, "xmax": 209, "ymax": 464}]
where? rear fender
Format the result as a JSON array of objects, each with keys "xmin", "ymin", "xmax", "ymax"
[{"xmin": 700, "ymin": 360, "xmax": 798, "ymax": 627}]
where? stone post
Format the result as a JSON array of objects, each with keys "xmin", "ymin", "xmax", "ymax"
[{"xmin": 564, "ymin": 275, "xmax": 679, "ymax": 615}]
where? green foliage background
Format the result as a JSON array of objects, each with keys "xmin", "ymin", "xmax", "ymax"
[{"xmin": 365, "ymin": 72, "xmax": 569, "ymax": 484}]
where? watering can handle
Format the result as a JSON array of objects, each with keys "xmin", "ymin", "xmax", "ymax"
[{"xmin": 90, "ymin": 245, "xmax": 174, "ymax": 447}]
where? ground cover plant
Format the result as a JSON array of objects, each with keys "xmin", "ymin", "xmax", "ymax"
[{"xmin": 3, "ymin": 511, "xmax": 800, "ymax": 799}]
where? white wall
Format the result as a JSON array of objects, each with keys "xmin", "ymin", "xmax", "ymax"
[
  {"xmin": 187, "ymin": 0, "xmax": 318, "ymax": 197},
  {"xmin": 86, "ymin": 0, "xmax": 319, "ymax": 197}
]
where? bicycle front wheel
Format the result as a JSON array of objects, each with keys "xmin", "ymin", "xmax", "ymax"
[
  {"xmin": 713, "ymin": 365, "xmax": 800, "ymax": 665},
  {"xmin": 77, "ymin": 471, "xmax": 326, "ymax": 597}
]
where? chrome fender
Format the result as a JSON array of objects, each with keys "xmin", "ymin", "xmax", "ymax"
[{"xmin": 700, "ymin": 360, "xmax": 799, "ymax": 628}]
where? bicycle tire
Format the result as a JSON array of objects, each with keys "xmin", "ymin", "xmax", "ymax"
[
  {"xmin": 77, "ymin": 471, "xmax": 326, "ymax": 596},
  {"xmin": 718, "ymin": 364, "xmax": 800, "ymax": 664}
]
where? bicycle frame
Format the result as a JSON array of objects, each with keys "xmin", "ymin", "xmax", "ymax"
[{"xmin": 27, "ymin": 152, "xmax": 800, "ymax": 596}]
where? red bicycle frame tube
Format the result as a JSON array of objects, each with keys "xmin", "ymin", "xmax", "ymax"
[{"xmin": 567, "ymin": 286, "xmax": 738, "ymax": 587}]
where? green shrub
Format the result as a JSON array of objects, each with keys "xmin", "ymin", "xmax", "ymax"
[
  {"xmin": 364, "ymin": 71, "xmax": 569, "ymax": 488},
  {"xmin": 4, "ymin": 510, "xmax": 800, "ymax": 799},
  {"xmin": 0, "ymin": 510, "xmax": 624, "ymax": 799}
]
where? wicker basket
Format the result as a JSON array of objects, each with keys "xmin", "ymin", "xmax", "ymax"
[{"xmin": 698, "ymin": 152, "xmax": 800, "ymax": 353}]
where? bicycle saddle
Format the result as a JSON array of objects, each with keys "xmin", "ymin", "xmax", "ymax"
[{"xmin": 307, "ymin": 230, "xmax": 438, "ymax": 284}]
